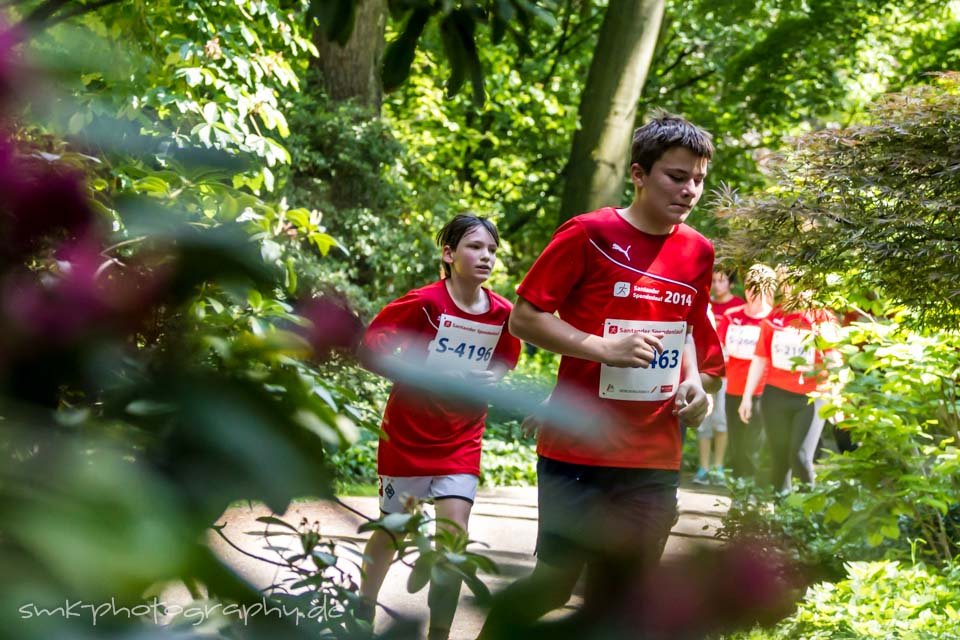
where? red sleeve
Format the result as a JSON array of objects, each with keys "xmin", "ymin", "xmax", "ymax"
[
  {"xmin": 755, "ymin": 320, "xmax": 774, "ymax": 359},
  {"xmin": 694, "ymin": 307, "xmax": 725, "ymax": 377},
  {"xmin": 716, "ymin": 312, "xmax": 730, "ymax": 345},
  {"xmin": 691, "ymin": 240, "xmax": 724, "ymax": 377},
  {"xmin": 493, "ymin": 326, "xmax": 522, "ymax": 370},
  {"xmin": 360, "ymin": 289, "xmax": 428, "ymax": 373},
  {"xmin": 515, "ymin": 218, "xmax": 587, "ymax": 313},
  {"xmin": 491, "ymin": 296, "xmax": 522, "ymax": 370}
]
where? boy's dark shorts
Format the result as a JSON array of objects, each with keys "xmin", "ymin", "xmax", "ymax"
[{"xmin": 535, "ymin": 456, "xmax": 679, "ymax": 569}]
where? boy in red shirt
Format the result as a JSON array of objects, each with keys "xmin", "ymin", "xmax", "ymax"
[
  {"xmin": 359, "ymin": 215, "xmax": 521, "ymax": 640},
  {"xmin": 480, "ymin": 113, "xmax": 722, "ymax": 635}
]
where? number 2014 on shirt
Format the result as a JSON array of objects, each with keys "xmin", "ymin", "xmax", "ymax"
[
  {"xmin": 665, "ymin": 291, "xmax": 693, "ymax": 306},
  {"xmin": 435, "ymin": 338, "xmax": 494, "ymax": 361},
  {"xmin": 649, "ymin": 349, "xmax": 680, "ymax": 369}
]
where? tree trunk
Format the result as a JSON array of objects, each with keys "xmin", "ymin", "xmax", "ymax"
[
  {"xmin": 313, "ymin": 0, "xmax": 387, "ymax": 112},
  {"xmin": 558, "ymin": 0, "xmax": 665, "ymax": 223}
]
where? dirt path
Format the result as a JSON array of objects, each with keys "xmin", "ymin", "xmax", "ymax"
[{"xmin": 201, "ymin": 485, "xmax": 730, "ymax": 639}]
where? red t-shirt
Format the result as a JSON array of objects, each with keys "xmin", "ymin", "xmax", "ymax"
[
  {"xmin": 516, "ymin": 207, "xmax": 719, "ymax": 470},
  {"xmin": 754, "ymin": 307, "xmax": 836, "ymax": 395},
  {"xmin": 711, "ymin": 295, "xmax": 745, "ymax": 319},
  {"xmin": 717, "ymin": 305, "xmax": 770, "ymax": 396},
  {"xmin": 363, "ymin": 280, "xmax": 521, "ymax": 476}
]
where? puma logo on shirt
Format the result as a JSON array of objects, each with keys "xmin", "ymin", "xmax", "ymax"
[{"xmin": 611, "ymin": 243, "xmax": 631, "ymax": 261}]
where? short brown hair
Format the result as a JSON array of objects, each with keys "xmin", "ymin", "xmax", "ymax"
[{"xmin": 631, "ymin": 111, "xmax": 714, "ymax": 172}]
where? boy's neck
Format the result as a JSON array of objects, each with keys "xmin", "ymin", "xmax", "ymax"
[
  {"xmin": 444, "ymin": 277, "xmax": 489, "ymax": 314},
  {"xmin": 617, "ymin": 202, "xmax": 675, "ymax": 236},
  {"xmin": 712, "ymin": 292, "xmax": 734, "ymax": 304}
]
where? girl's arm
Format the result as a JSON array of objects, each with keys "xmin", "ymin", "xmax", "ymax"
[{"xmin": 738, "ymin": 356, "xmax": 769, "ymax": 423}]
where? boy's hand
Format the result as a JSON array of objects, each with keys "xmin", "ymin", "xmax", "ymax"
[
  {"xmin": 601, "ymin": 332, "xmax": 664, "ymax": 368},
  {"xmin": 673, "ymin": 380, "xmax": 708, "ymax": 426},
  {"xmin": 520, "ymin": 414, "xmax": 542, "ymax": 439}
]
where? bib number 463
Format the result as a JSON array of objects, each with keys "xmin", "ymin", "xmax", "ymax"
[{"xmin": 649, "ymin": 349, "xmax": 680, "ymax": 369}]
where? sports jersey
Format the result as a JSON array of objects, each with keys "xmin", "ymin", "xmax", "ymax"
[
  {"xmin": 754, "ymin": 307, "xmax": 836, "ymax": 395},
  {"xmin": 516, "ymin": 207, "xmax": 720, "ymax": 470},
  {"xmin": 362, "ymin": 280, "xmax": 521, "ymax": 476},
  {"xmin": 717, "ymin": 305, "xmax": 770, "ymax": 396},
  {"xmin": 710, "ymin": 295, "xmax": 745, "ymax": 319}
]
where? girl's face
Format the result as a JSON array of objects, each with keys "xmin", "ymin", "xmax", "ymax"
[{"xmin": 442, "ymin": 225, "xmax": 498, "ymax": 285}]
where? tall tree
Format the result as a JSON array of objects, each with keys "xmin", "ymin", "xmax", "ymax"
[
  {"xmin": 313, "ymin": 0, "xmax": 387, "ymax": 110},
  {"xmin": 558, "ymin": 0, "xmax": 664, "ymax": 222}
]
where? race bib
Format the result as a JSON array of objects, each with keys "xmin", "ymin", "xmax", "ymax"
[
  {"xmin": 725, "ymin": 324, "xmax": 761, "ymax": 360},
  {"xmin": 770, "ymin": 328, "xmax": 814, "ymax": 372},
  {"xmin": 425, "ymin": 314, "xmax": 503, "ymax": 372},
  {"xmin": 599, "ymin": 320, "xmax": 687, "ymax": 401}
]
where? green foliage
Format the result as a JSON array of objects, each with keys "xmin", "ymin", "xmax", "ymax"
[
  {"xmin": 786, "ymin": 320, "xmax": 960, "ymax": 566},
  {"xmin": 40, "ymin": 0, "xmax": 316, "ymax": 189},
  {"xmin": 358, "ymin": 505, "xmax": 498, "ymax": 603},
  {"xmin": 730, "ymin": 560, "xmax": 960, "ymax": 639},
  {"xmin": 383, "ymin": 2, "xmax": 589, "ymax": 272},
  {"xmin": 310, "ymin": 0, "xmax": 559, "ymax": 105},
  {"xmin": 480, "ymin": 436, "xmax": 538, "ymax": 486},
  {"xmin": 282, "ymin": 83, "xmax": 439, "ymax": 314},
  {"xmin": 719, "ymin": 478, "xmax": 884, "ymax": 583},
  {"xmin": 716, "ymin": 73, "xmax": 960, "ymax": 329}
]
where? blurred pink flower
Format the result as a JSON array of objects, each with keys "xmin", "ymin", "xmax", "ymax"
[
  {"xmin": 620, "ymin": 538, "xmax": 800, "ymax": 638},
  {"xmin": 296, "ymin": 295, "xmax": 364, "ymax": 361},
  {"xmin": 2, "ymin": 237, "xmax": 166, "ymax": 344},
  {"xmin": 0, "ymin": 133, "xmax": 97, "ymax": 262}
]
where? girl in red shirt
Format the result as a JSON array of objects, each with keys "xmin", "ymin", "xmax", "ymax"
[
  {"xmin": 716, "ymin": 264, "xmax": 775, "ymax": 479},
  {"xmin": 738, "ymin": 281, "xmax": 837, "ymax": 491},
  {"xmin": 358, "ymin": 215, "xmax": 521, "ymax": 640}
]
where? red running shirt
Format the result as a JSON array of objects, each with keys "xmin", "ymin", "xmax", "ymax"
[
  {"xmin": 516, "ymin": 207, "xmax": 720, "ymax": 470},
  {"xmin": 717, "ymin": 305, "xmax": 770, "ymax": 396},
  {"xmin": 363, "ymin": 280, "xmax": 521, "ymax": 476},
  {"xmin": 710, "ymin": 295, "xmax": 745, "ymax": 319},
  {"xmin": 754, "ymin": 307, "xmax": 836, "ymax": 395}
]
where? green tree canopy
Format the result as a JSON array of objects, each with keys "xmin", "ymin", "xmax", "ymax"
[{"xmin": 715, "ymin": 72, "xmax": 960, "ymax": 330}]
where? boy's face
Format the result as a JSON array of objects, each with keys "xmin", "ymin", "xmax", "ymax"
[
  {"xmin": 442, "ymin": 225, "xmax": 498, "ymax": 285},
  {"xmin": 631, "ymin": 147, "xmax": 708, "ymax": 232},
  {"xmin": 711, "ymin": 271, "xmax": 731, "ymax": 298}
]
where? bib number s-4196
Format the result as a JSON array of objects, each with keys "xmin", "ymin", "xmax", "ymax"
[
  {"xmin": 425, "ymin": 314, "xmax": 503, "ymax": 372},
  {"xmin": 599, "ymin": 320, "xmax": 686, "ymax": 401}
]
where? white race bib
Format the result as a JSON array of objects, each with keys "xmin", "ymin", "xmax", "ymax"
[
  {"xmin": 725, "ymin": 323, "xmax": 761, "ymax": 360},
  {"xmin": 770, "ymin": 328, "xmax": 814, "ymax": 372},
  {"xmin": 425, "ymin": 314, "xmax": 503, "ymax": 372},
  {"xmin": 599, "ymin": 320, "xmax": 686, "ymax": 401}
]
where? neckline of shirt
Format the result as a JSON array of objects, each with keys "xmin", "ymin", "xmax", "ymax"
[{"xmin": 440, "ymin": 280, "xmax": 493, "ymax": 317}]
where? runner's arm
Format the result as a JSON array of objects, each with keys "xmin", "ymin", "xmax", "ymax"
[
  {"xmin": 738, "ymin": 355, "xmax": 769, "ymax": 423},
  {"xmin": 509, "ymin": 297, "xmax": 662, "ymax": 367}
]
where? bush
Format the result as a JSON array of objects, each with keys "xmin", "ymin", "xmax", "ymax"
[{"xmin": 730, "ymin": 560, "xmax": 960, "ymax": 639}]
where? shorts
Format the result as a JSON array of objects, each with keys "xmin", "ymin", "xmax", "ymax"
[
  {"xmin": 698, "ymin": 379, "xmax": 728, "ymax": 438},
  {"xmin": 535, "ymin": 456, "xmax": 678, "ymax": 568},
  {"xmin": 377, "ymin": 474, "xmax": 479, "ymax": 514}
]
